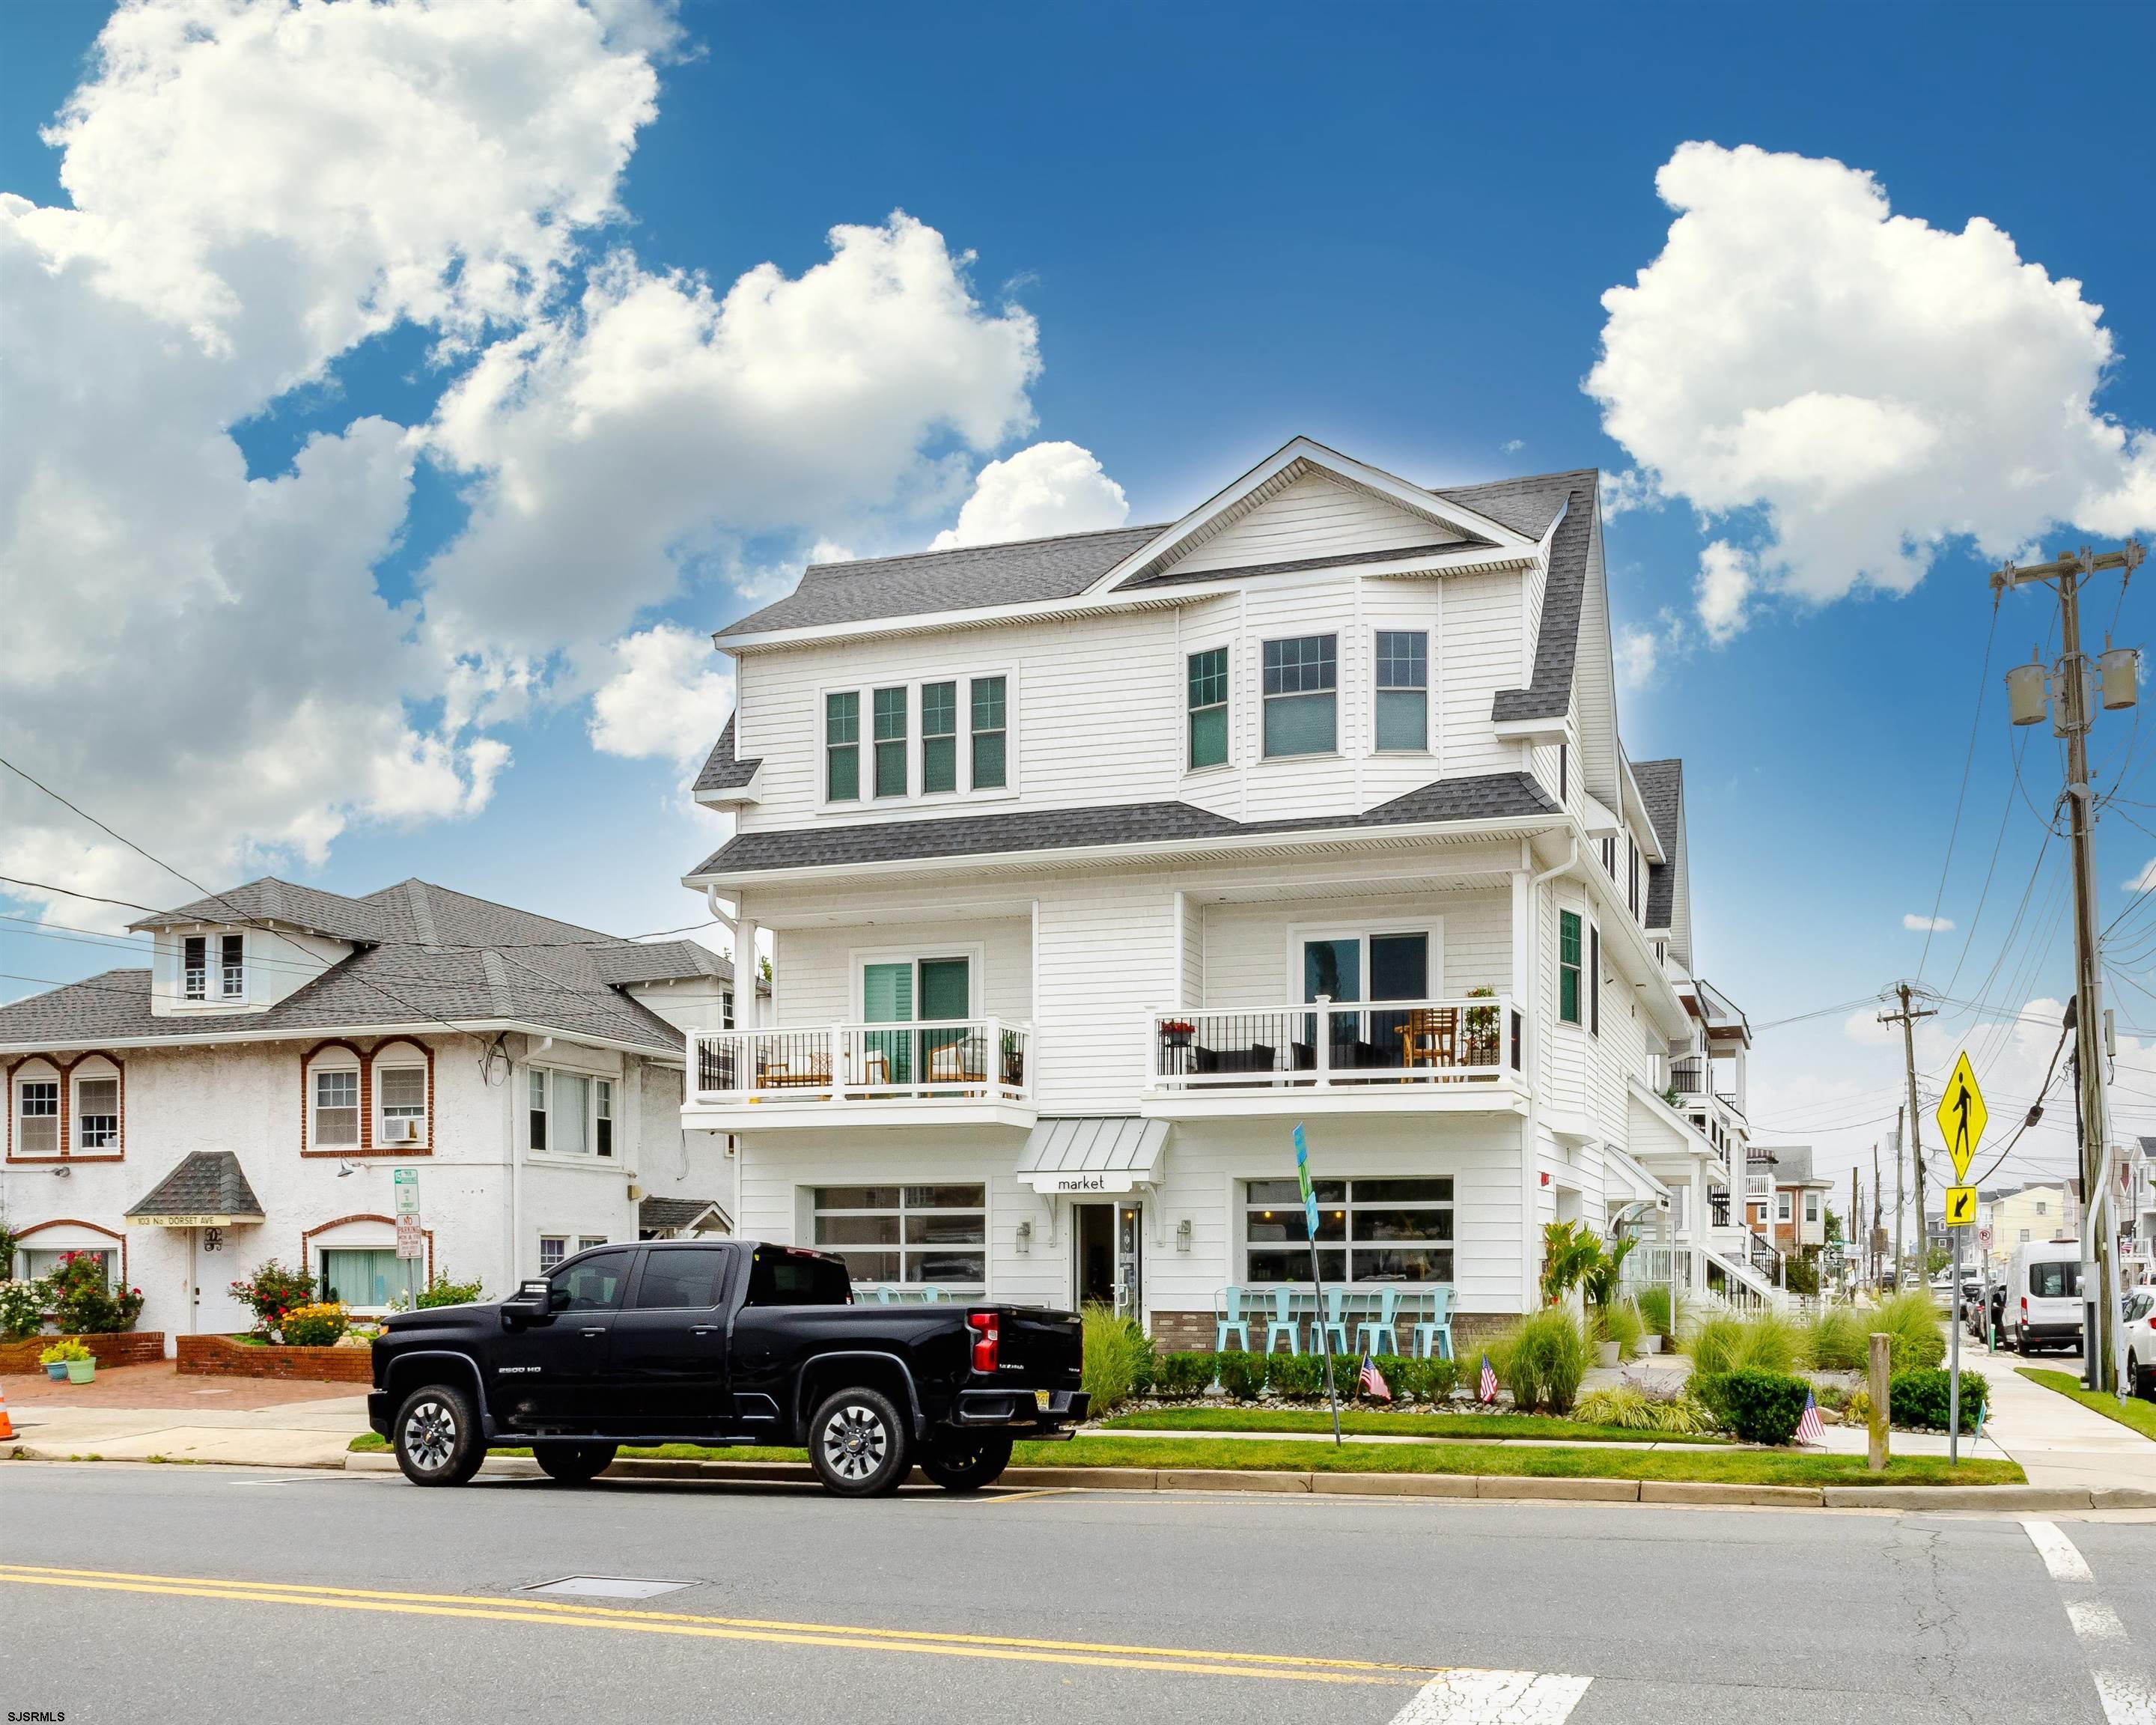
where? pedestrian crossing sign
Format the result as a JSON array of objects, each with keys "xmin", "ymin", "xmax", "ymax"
[
  {"xmin": 1945, "ymin": 1184, "xmax": 1977, "ymax": 1229},
  {"xmin": 1935, "ymin": 1051, "xmax": 1986, "ymax": 1181}
]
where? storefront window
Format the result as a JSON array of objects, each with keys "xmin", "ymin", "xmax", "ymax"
[
  {"xmin": 812, "ymin": 1184, "xmax": 987, "ymax": 1287},
  {"xmin": 1243, "ymin": 1176, "xmax": 1453, "ymax": 1283}
]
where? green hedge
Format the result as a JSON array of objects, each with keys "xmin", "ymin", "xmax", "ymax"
[
  {"xmin": 1694, "ymin": 1368, "xmax": 1811, "ymax": 1445},
  {"xmin": 1151, "ymin": 1351, "xmax": 1216, "ymax": 1399},
  {"xmin": 1889, "ymin": 1368, "xmax": 1988, "ymax": 1432}
]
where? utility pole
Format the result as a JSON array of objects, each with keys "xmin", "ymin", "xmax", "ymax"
[
  {"xmin": 1873, "ymin": 1141, "xmax": 1885, "ymax": 1292},
  {"xmin": 1881, "ymin": 987, "xmax": 1937, "ymax": 1286},
  {"xmin": 1851, "ymin": 1166, "xmax": 1860, "ymax": 1297},
  {"xmin": 1994, "ymin": 539, "xmax": 2146, "ymax": 1394}
]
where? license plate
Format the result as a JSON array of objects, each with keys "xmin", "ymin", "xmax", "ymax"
[{"xmin": 1035, "ymin": 1390, "xmax": 1052, "ymax": 1411}]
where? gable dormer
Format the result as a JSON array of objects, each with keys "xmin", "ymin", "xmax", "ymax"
[{"xmin": 144, "ymin": 923, "xmax": 353, "ymax": 1017}]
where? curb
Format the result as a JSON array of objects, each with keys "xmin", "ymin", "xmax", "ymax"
[{"xmin": 328, "ymin": 1451, "xmax": 2155, "ymax": 1510}]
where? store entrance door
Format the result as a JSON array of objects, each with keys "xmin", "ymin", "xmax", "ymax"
[{"xmin": 1074, "ymin": 1201, "xmax": 1142, "ymax": 1318}]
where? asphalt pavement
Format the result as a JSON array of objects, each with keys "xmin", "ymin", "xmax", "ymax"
[{"xmin": 3, "ymin": 1461, "xmax": 2152, "ymax": 1724}]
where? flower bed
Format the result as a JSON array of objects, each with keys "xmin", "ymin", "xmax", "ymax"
[
  {"xmin": 0, "ymin": 1332, "xmax": 164, "ymax": 1374},
  {"xmin": 177, "ymin": 1333, "xmax": 373, "ymax": 1384}
]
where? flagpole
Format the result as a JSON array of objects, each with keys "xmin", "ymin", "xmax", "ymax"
[{"xmin": 1296, "ymin": 1123, "xmax": 1342, "ymax": 1448}]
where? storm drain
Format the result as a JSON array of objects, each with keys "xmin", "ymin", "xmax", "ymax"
[{"xmin": 520, "ymin": 1575, "xmax": 698, "ymax": 1600}]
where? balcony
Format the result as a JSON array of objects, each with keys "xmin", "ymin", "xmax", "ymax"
[
  {"xmin": 1139, "ymin": 994, "xmax": 1528, "ymax": 1119},
  {"xmin": 685, "ymin": 1018, "xmax": 1034, "ymax": 1131}
]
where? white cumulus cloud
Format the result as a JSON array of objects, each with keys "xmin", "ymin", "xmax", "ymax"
[
  {"xmin": 1589, "ymin": 142, "xmax": 2156, "ymax": 636},
  {"xmin": 1903, "ymin": 913, "xmax": 1954, "ymax": 932},
  {"xmin": 588, "ymin": 625, "xmax": 734, "ymax": 770},
  {"xmin": 928, "ymin": 439, "xmax": 1128, "ymax": 550}
]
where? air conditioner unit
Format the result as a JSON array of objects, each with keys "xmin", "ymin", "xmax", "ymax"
[{"xmin": 383, "ymin": 1119, "xmax": 419, "ymax": 1145}]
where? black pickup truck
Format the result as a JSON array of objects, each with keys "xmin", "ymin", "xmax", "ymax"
[{"xmin": 368, "ymin": 1240, "xmax": 1086, "ymax": 1496}]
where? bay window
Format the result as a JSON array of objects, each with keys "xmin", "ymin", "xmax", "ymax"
[
  {"xmin": 1262, "ymin": 635, "xmax": 1336, "ymax": 758},
  {"xmin": 1373, "ymin": 630, "xmax": 1427, "ymax": 752}
]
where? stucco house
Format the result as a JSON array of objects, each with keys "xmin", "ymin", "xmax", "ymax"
[
  {"xmin": 672, "ymin": 437, "xmax": 1784, "ymax": 1351},
  {"xmin": 0, "ymin": 877, "xmax": 738, "ymax": 1341}
]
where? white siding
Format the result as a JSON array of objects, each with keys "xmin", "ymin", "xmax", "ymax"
[
  {"xmin": 1166, "ymin": 472, "xmax": 1461, "ymax": 576},
  {"xmin": 1435, "ymin": 569, "xmax": 1525, "ymax": 777},
  {"xmin": 773, "ymin": 916, "xmax": 1032, "ymax": 1024}
]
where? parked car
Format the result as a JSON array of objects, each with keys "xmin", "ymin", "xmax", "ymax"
[
  {"xmin": 2119, "ymin": 1288, "xmax": 2156, "ymax": 1399},
  {"xmin": 2005, "ymin": 1239, "xmax": 2084, "ymax": 1355},
  {"xmin": 369, "ymin": 1241, "xmax": 1087, "ymax": 1496}
]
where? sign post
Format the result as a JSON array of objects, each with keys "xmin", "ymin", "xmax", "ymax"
[
  {"xmin": 1295, "ymin": 1124, "xmax": 1342, "ymax": 1447},
  {"xmin": 394, "ymin": 1169, "xmax": 422, "ymax": 1262},
  {"xmin": 1937, "ymin": 1053, "xmax": 1987, "ymax": 1464}
]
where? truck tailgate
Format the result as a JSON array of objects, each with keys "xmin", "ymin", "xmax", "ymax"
[{"xmin": 996, "ymin": 1306, "xmax": 1083, "ymax": 1387}]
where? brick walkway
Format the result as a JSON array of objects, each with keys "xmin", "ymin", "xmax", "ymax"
[{"xmin": 2, "ymin": 1360, "xmax": 361, "ymax": 1413}]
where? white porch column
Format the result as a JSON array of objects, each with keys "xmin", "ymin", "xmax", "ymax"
[
  {"xmin": 736, "ymin": 916, "xmax": 761, "ymax": 1028},
  {"xmin": 1511, "ymin": 862, "xmax": 1538, "ymax": 1311}
]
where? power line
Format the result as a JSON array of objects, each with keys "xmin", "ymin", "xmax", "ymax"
[{"xmin": 1918, "ymin": 603, "xmax": 2000, "ymax": 979}]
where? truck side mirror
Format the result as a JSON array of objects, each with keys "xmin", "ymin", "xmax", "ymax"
[{"xmin": 503, "ymin": 1278, "xmax": 552, "ymax": 1322}]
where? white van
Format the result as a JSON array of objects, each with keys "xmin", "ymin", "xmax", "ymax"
[{"xmin": 2007, "ymin": 1238, "xmax": 2083, "ymax": 1355}]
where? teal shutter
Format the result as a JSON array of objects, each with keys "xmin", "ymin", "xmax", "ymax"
[{"xmin": 862, "ymin": 962, "xmax": 913, "ymax": 1085}]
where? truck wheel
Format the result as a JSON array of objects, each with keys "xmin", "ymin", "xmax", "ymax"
[
  {"xmin": 394, "ymin": 1384, "xmax": 484, "ymax": 1486},
  {"xmin": 808, "ymin": 1387, "xmax": 910, "ymax": 1497},
  {"xmin": 918, "ymin": 1435, "xmax": 1014, "ymax": 1493},
  {"xmin": 534, "ymin": 1443, "xmax": 618, "ymax": 1485}
]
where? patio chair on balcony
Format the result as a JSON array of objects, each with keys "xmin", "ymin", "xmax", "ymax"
[
  {"xmin": 1398, "ymin": 1008, "xmax": 1459, "ymax": 1077},
  {"xmin": 926, "ymin": 1035, "xmax": 990, "ymax": 1087},
  {"xmin": 1193, "ymin": 1042, "xmax": 1276, "ymax": 1080},
  {"xmin": 755, "ymin": 1051, "xmax": 833, "ymax": 1091}
]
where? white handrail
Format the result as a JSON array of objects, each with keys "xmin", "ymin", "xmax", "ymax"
[
  {"xmin": 1143, "ymin": 994, "xmax": 1522, "ymax": 1090},
  {"xmin": 690, "ymin": 1019, "xmax": 1032, "ymax": 1105}
]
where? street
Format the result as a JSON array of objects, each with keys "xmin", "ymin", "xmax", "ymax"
[{"xmin": 3, "ymin": 1463, "xmax": 2151, "ymax": 1724}]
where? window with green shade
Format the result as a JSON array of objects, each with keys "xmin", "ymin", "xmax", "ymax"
[
  {"xmin": 825, "ymin": 692, "xmax": 859, "ymax": 801},
  {"xmin": 1261, "ymin": 636, "xmax": 1336, "ymax": 758},
  {"xmin": 1559, "ymin": 910, "xmax": 1582, "ymax": 1026},
  {"xmin": 873, "ymin": 687, "xmax": 907, "ymax": 797},
  {"xmin": 970, "ymin": 676, "xmax": 1007, "ymax": 788},
  {"xmin": 1187, "ymin": 648, "xmax": 1228, "ymax": 769},
  {"xmin": 922, "ymin": 681, "xmax": 957, "ymax": 793},
  {"xmin": 1374, "ymin": 630, "xmax": 1427, "ymax": 752},
  {"xmin": 320, "ymin": 1248, "xmax": 423, "ymax": 1310}
]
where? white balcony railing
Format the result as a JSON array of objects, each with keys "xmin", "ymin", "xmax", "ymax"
[
  {"xmin": 1143, "ymin": 995, "xmax": 1523, "ymax": 1092},
  {"xmin": 690, "ymin": 1019, "xmax": 1031, "ymax": 1107}
]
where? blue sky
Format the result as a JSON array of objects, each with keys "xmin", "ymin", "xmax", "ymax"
[{"xmin": 5, "ymin": 0, "xmax": 2155, "ymax": 1202}]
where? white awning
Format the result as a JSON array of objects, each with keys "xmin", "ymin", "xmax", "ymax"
[
  {"xmin": 1602, "ymin": 1143, "xmax": 1672, "ymax": 1212},
  {"xmin": 1017, "ymin": 1116, "xmax": 1168, "ymax": 1195}
]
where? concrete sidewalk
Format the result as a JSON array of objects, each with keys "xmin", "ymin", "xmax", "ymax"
[
  {"xmin": 3, "ymin": 1364, "xmax": 367, "ymax": 1468},
  {"xmin": 1962, "ymin": 1342, "xmax": 2156, "ymax": 1494}
]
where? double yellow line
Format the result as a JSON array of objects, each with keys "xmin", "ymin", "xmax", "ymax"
[{"xmin": 0, "ymin": 1563, "xmax": 1431, "ymax": 1687}]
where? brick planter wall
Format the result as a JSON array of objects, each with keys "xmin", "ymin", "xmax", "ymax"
[
  {"xmin": 176, "ymin": 1333, "xmax": 374, "ymax": 1384},
  {"xmin": 0, "ymin": 1331, "xmax": 165, "ymax": 1374}
]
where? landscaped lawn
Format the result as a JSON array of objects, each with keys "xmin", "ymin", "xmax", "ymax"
[
  {"xmin": 1098, "ymin": 1407, "xmax": 1729, "ymax": 1445},
  {"xmin": 2018, "ymin": 1368, "xmax": 2156, "ymax": 1440},
  {"xmin": 347, "ymin": 1431, "xmax": 2021, "ymax": 1486}
]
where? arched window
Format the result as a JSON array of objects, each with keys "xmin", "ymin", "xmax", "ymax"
[
  {"xmin": 371, "ymin": 1041, "xmax": 429, "ymax": 1149},
  {"xmin": 10, "ymin": 1060, "xmax": 61, "ymax": 1158},
  {"xmin": 305, "ymin": 1046, "xmax": 362, "ymax": 1151},
  {"xmin": 71, "ymin": 1056, "xmax": 122, "ymax": 1154}
]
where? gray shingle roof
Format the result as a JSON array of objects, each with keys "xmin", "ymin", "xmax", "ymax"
[
  {"xmin": 719, "ymin": 524, "xmax": 1166, "ymax": 637},
  {"xmin": 127, "ymin": 1150, "xmax": 265, "ymax": 1220},
  {"xmin": 639, "ymin": 1196, "xmax": 731, "ymax": 1232},
  {"xmin": 1, "ymin": 878, "xmax": 730, "ymax": 1055},
  {"xmin": 1633, "ymin": 758, "xmax": 1682, "ymax": 931},
  {"xmin": 1116, "ymin": 539, "xmax": 1491, "ymax": 592},
  {"xmin": 689, "ymin": 772, "xmax": 1558, "ymax": 877},
  {"xmin": 1483, "ymin": 471, "xmax": 1598, "ymax": 723},
  {"xmin": 1428, "ymin": 474, "xmax": 1576, "ymax": 540},
  {"xmin": 694, "ymin": 714, "xmax": 761, "ymax": 794}
]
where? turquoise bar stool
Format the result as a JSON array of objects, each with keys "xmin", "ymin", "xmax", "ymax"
[
  {"xmin": 1215, "ymin": 1286, "xmax": 1251, "ymax": 1351},
  {"xmin": 1410, "ymin": 1287, "xmax": 1455, "ymax": 1360},
  {"xmin": 1317, "ymin": 1286, "xmax": 1350, "ymax": 1355},
  {"xmin": 872, "ymin": 1286, "xmax": 896, "ymax": 1305},
  {"xmin": 1263, "ymin": 1286, "xmax": 1301, "ymax": 1354},
  {"xmin": 919, "ymin": 1286, "xmax": 946, "ymax": 1303},
  {"xmin": 1354, "ymin": 1286, "xmax": 1401, "ymax": 1357}
]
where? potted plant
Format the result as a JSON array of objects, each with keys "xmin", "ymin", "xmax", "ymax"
[
  {"xmin": 1580, "ymin": 1235, "xmax": 1638, "ymax": 1367},
  {"xmin": 43, "ymin": 1337, "xmax": 94, "ymax": 1383},
  {"xmin": 1158, "ymin": 1019, "xmax": 1195, "ymax": 1046}
]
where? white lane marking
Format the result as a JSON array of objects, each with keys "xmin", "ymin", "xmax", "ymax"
[
  {"xmin": 2092, "ymin": 1671, "xmax": 2156, "ymax": 1725},
  {"xmin": 2025, "ymin": 1518, "xmax": 2095, "ymax": 1581},
  {"xmin": 1389, "ymin": 1669, "xmax": 1592, "ymax": 1724},
  {"xmin": 2071, "ymin": 1601, "xmax": 2131, "ymax": 1645}
]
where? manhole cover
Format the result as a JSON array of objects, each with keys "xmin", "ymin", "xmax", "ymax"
[{"xmin": 520, "ymin": 1575, "xmax": 697, "ymax": 1600}]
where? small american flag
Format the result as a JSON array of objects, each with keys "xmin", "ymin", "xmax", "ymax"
[
  {"xmin": 1479, "ymin": 1354, "xmax": 1499, "ymax": 1403},
  {"xmin": 1359, "ymin": 1355, "xmax": 1392, "ymax": 1401},
  {"xmin": 1795, "ymin": 1389, "xmax": 1824, "ymax": 1446}
]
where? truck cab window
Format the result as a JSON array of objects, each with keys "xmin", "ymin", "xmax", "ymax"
[
  {"xmin": 745, "ymin": 1249, "xmax": 853, "ymax": 1307},
  {"xmin": 550, "ymin": 1249, "xmax": 633, "ymax": 1312}
]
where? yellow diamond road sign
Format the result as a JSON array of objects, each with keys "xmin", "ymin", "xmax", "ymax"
[
  {"xmin": 1936, "ymin": 1050, "xmax": 1986, "ymax": 1182},
  {"xmin": 1945, "ymin": 1184, "xmax": 1977, "ymax": 1229}
]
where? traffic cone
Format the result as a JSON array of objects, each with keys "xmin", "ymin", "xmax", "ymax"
[{"xmin": 0, "ymin": 1378, "xmax": 14, "ymax": 1441}]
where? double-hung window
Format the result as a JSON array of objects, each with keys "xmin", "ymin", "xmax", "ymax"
[
  {"xmin": 1261, "ymin": 635, "xmax": 1336, "ymax": 758},
  {"xmin": 594, "ymin": 1080, "xmax": 613, "ymax": 1157},
  {"xmin": 1558, "ymin": 910, "xmax": 1583, "ymax": 1026},
  {"xmin": 16, "ymin": 1080, "xmax": 58, "ymax": 1155},
  {"xmin": 1805, "ymin": 1193, "xmax": 1820, "ymax": 1225},
  {"xmin": 1373, "ymin": 631, "xmax": 1428, "ymax": 752},
  {"xmin": 183, "ymin": 936, "xmax": 207, "ymax": 1000},
  {"xmin": 377, "ymin": 1066, "xmax": 426, "ymax": 1145},
  {"xmin": 922, "ymin": 681, "xmax": 959, "ymax": 794},
  {"xmin": 825, "ymin": 693, "xmax": 860, "ymax": 801},
  {"xmin": 1187, "ymin": 648, "xmax": 1228, "ymax": 770},
  {"xmin": 538, "ymin": 1235, "xmax": 568, "ymax": 1274},
  {"xmin": 1776, "ymin": 1191, "xmax": 1793, "ymax": 1224},
  {"xmin": 219, "ymin": 934, "xmax": 244, "ymax": 1000},
  {"xmin": 529, "ymin": 1069, "xmax": 609, "ymax": 1157},
  {"xmin": 76, "ymin": 1077, "xmax": 119, "ymax": 1151},
  {"xmin": 313, "ymin": 1069, "xmax": 359, "ymax": 1147},
  {"xmin": 969, "ymin": 677, "xmax": 1007, "ymax": 789},
  {"xmin": 873, "ymin": 687, "xmax": 908, "ymax": 798}
]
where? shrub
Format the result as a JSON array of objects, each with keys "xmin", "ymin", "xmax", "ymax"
[
  {"xmin": 1844, "ymin": 1386, "xmax": 1874, "ymax": 1429},
  {"xmin": 1806, "ymin": 1306, "xmax": 1869, "ymax": 1372},
  {"xmin": 1215, "ymin": 1351, "xmax": 1266, "ymax": 1402},
  {"xmin": 415, "ymin": 1273, "xmax": 485, "ymax": 1309},
  {"xmin": 1595, "ymin": 1299, "xmax": 1645, "ymax": 1357},
  {"xmin": 1080, "ymin": 1303, "xmax": 1148, "ymax": 1414},
  {"xmin": 46, "ymin": 1253, "xmax": 144, "ymax": 1336},
  {"xmin": 278, "ymin": 1303, "xmax": 350, "ymax": 1347},
  {"xmin": 1889, "ymin": 1368, "xmax": 1988, "ymax": 1432},
  {"xmin": 40, "ymin": 1337, "xmax": 91, "ymax": 1365},
  {"xmin": 1496, "ymin": 1309, "xmax": 1592, "ymax": 1414},
  {"xmin": 1571, "ymin": 1386, "xmax": 1718, "ymax": 1434},
  {"xmin": 1783, "ymin": 1253, "xmax": 1821, "ymax": 1296},
  {"xmin": 1684, "ymin": 1311, "xmax": 1807, "ymax": 1377},
  {"xmin": 1151, "ymin": 1351, "xmax": 1216, "ymax": 1399},
  {"xmin": 1872, "ymin": 1292, "xmax": 1947, "ymax": 1372},
  {"xmin": 1265, "ymin": 1352, "xmax": 1325, "ymax": 1400},
  {"xmin": 1635, "ymin": 1285, "xmax": 1687, "ymax": 1345},
  {"xmin": 1697, "ymin": 1368, "xmax": 1811, "ymax": 1445},
  {"xmin": 229, "ymin": 1259, "xmax": 320, "ymax": 1336},
  {"xmin": 0, "ymin": 1278, "xmax": 48, "ymax": 1341},
  {"xmin": 1365, "ymin": 1354, "xmax": 1451, "ymax": 1404}
]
